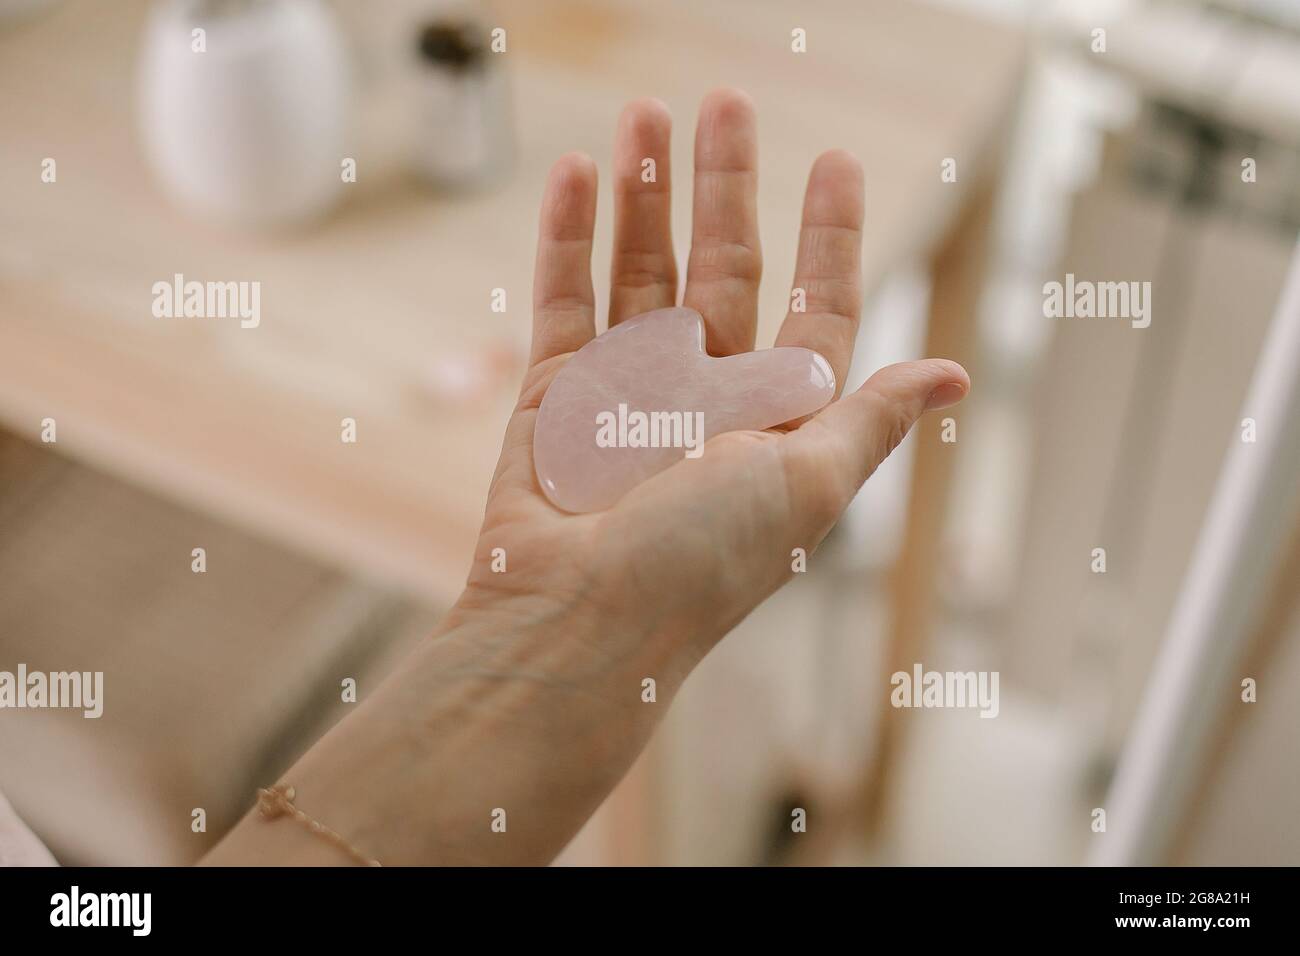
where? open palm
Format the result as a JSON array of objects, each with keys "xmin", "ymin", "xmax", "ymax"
[{"xmin": 448, "ymin": 89, "xmax": 969, "ymax": 667}]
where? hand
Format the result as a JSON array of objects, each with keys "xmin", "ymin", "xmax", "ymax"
[
  {"xmin": 204, "ymin": 90, "xmax": 969, "ymax": 867},
  {"xmin": 447, "ymin": 89, "xmax": 968, "ymax": 668}
]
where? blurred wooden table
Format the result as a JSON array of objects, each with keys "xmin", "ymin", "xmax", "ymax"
[{"xmin": 0, "ymin": 0, "xmax": 1023, "ymax": 604}]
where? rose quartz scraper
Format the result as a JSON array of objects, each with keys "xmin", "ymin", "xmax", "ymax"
[{"xmin": 534, "ymin": 307, "xmax": 835, "ymax": 513}]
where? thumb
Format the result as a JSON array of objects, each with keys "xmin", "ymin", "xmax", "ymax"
[{"xmin": 781, "ymin": 358, "xmax": 969, "ymax": 531}]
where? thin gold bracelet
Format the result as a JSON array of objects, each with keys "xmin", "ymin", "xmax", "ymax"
[{"xmin": 256, "ymin": 783, "xmax": 382, "ymax": 867}]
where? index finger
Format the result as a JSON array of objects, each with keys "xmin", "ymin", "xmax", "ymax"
[{"xmin": 773, "ymin": 149, "xmax": 865, "ymax": 399}]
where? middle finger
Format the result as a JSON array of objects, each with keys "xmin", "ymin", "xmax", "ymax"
[{"xmin": 682, "ymin": 88, "xmax": 762, "ymax": 357}]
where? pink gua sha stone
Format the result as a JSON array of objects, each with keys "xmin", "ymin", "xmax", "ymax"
[{"xmin": 534, "ymin": 307, "xmax": 836, "ymax": 513}]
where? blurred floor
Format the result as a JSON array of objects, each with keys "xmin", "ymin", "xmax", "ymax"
[{"xmin": 0, "ymin": 430, "xmax": 442, "ymax": 865}]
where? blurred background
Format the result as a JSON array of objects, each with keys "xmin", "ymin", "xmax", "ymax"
[{"xmin": 1, "ymin": 0, "xmax": 1298, "ymax": 866}]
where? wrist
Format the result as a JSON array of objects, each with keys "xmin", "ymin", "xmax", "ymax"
[
  {"xmin": 208, "ymin": 591, "xmax": 692, "ymax": 866},
  {"xmin": 440, "ymin": 583, "xmax": 702, "ymax": 692}
]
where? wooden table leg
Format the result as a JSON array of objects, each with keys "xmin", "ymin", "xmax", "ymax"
[{"xmin": 860, "ymin": 179, "xmax": 998, "ymax": 837}]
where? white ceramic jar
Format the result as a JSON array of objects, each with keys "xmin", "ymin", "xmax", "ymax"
[{"xmin": 137, "ymin": 0, "xmax": 351, "ymax": 228}]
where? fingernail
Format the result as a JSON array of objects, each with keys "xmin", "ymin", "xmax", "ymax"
[{"xmin": 925, "ymin": 382, "xmax": 967, "ymax": 411}]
